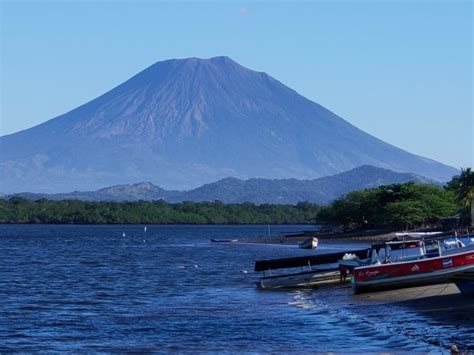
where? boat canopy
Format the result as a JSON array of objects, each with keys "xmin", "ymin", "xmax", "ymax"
[
  {"xmin": 394, "ymin": 232, "xmax": 443, "ymax": 238},
  {"xmin": 389, "ymin": 231, "xmax": 459, "ymax": 244},
  {"xmin": 372, "ymin": 240, "xmax": 423, "ymax": 250},
  {"xmin": 254, "ymin": 248, "xmax": 371, "ymax": 272}
]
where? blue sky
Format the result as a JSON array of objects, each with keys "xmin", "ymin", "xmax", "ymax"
[{"xmin": 1, "ymin": 0, "xmax": 472, "ymax": 168}]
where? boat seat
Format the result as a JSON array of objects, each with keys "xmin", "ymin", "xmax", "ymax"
[{"xmin": 425, "ymin": 250, "xmax": 440, "ymax": 258}]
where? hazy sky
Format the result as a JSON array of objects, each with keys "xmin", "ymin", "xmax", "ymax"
[{"xmin": 1, "ymin": 1, "xmax": 472, "ymax": 168}]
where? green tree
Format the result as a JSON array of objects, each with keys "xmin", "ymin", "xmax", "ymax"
[
  {"xmin": 315, "ymin": 182, "xmax": 458, "ymax": 230},
  {"xmin": 384, "ymin": 200, "xmax": 427, "ymax": 228},
  {"xmin": 447, "ymin": 168, "xmax": 474, "ymax": 227}
]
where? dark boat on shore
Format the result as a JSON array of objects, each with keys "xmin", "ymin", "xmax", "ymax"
[{"xmin": 255, "ymin": 248, "xmax": 371, "ymax": 289}]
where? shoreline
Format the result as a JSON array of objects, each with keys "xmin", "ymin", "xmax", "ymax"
[
  {"xmin": 233, "ymin": 227, "xmax": 470, "ymax": 245},
  {"xmin": 233, "ymin": 230, "xmax": 399, "ymax": 245}
]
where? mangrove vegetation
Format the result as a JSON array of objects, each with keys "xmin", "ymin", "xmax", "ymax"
[{"xmin": 0, "ymin": 199, "xmax": 320, "ymax": 224}]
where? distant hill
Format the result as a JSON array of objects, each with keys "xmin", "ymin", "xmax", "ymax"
[
  {"xmin": 0, "ymin": 56, "xmax": 457, "ymax": 193},
  {"xmin": 11, "ymin": 165, "xmax": 435, "ymax": 205}
]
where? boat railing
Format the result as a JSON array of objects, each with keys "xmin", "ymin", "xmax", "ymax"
[{"xmin": 371, "ymin": 234, "xmax": 474, "ymax": 265}]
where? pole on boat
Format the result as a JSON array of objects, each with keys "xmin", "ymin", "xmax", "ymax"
[{"xmin": 267, "ymin": 224, "xmax": 271, "ymax": 238}]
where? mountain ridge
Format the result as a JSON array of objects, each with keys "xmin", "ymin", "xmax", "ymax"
[
  {"xmin": 9, "ymin": 165, "xmax": 437, "ymax": 205},
  {"xmin": 0, "ymin": 56, "xmax": 457, "ymax": 193}
]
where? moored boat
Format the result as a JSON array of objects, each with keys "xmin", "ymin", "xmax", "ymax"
[
  {"xmin": 258, "ymin": 268, "xmax": 340, "ymax": 289},
  {"xmin": 353, "ymin": 239, "xmax": 474, "ymax": 294},
  {"xmin": 298, "ymin": 237, "xmax": 318, "ymax": 249},
  {"xmin": 255, "ymin": 248, "xmax": 371, "ymax": 289}
]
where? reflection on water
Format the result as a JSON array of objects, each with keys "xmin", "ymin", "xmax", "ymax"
[{"xmin": 0, "ymin": 224, "xmax": 472, "ymax": 352}]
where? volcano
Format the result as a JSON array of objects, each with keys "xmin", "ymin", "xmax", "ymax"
[{"xmin": 0, "ymin": 56, "xmax": 457, "ymax": 193}]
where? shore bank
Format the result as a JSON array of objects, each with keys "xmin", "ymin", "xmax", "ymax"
[
  {"xmin": 231, "ymin": 226, "xmax": 471, "ymax": 245},
  {"xmin": 231, "ymin": 230, "xmax": 398, "ymax": 245}
]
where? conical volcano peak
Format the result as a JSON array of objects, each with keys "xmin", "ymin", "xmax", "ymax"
[
  {"xmin": 40, "ymin": 55, "xmax": 263, "ymax": 142},
  {"xmin": 55, "ymin": 54, "xmax": 289, "ymax": 142},
  {"xmin": 0, "ymin": 56, "xmax": 458, "ymax": 193}
]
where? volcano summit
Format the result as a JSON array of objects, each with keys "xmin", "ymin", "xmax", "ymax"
[{"xmin": 0, "ymin": 56, "xmax": 457, "ymax": 193}]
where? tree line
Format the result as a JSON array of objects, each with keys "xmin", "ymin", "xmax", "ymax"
[{"xmin": 0, "ymin": 198, "xmax": 320, "ymax": 225}]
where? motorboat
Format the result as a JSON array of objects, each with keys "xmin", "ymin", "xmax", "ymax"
[
  {"xmin": 258, "ymin": 268, "xmax": 341, "ymax": 289},
  {"xmin": 298, "ymin": 237, "xmax": 318, "ymax": 249},
  {"xmin": 352, "ymin": 234, "xmax": 474, "ymax": 294},
  {"xmin": 255, "ymin": 248, "xmax": 371, "ymax": 289}
]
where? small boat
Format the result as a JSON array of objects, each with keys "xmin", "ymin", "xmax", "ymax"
[
  {"xmin": 298, "ymin": 237, "xmax": 318, "ymax": 249},
  {"xmin": 352, "ymin": 236, "xmax": 474, "ymax": 294},
  {"xmin": 210, "ymin": 238, "xmax": 238, "ymax": 243},
  {"xmin": 255, "ymin": 248, "xmax": 371, "ymax": 289},
  {"xmin": 338, "ymin": 253, "xmax": 372, "ymax": 274},
  {"xmin": 259, "ymin": 268, "xmax": 340, "ymax": 289}
]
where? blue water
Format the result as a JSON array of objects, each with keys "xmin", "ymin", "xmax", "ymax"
[{"xmin": 0, "ymin": 225, "xmax": 472, "ymax": 352}]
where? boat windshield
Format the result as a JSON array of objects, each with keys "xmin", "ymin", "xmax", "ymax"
[{"xmin": 383, "ymin": 240, "xmax": 424, "ymax": 263}]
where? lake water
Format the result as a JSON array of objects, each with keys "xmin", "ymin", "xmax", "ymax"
[{"xmin": 0, "ymin": 224, "xmax": 472, "ymax": 352}]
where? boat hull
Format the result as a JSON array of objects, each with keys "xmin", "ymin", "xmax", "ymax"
[
  {"xmin": 298, "ymin": 237, "xmax": 318, "ymax": 249},
  {"xmin": 451, "ymin": 271, "xmax": 474, "ymax": 295},
  {"xmin": 259, "ymin": 269, "xmax": 340, "ymax": 289},
  {"xmin": 353, "ymin": 248, "xmax": 474, "ymax": 294}
]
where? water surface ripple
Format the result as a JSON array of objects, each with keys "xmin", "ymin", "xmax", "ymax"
[{"xmin": 0, "ymin": 225, "xmax": 472, "ymax": 352}]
